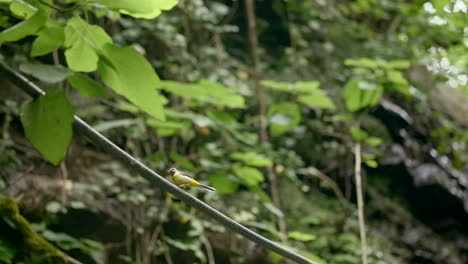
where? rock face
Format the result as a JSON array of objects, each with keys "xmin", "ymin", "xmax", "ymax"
[{"xmin": 371, "ymin": 98, "xmax": 468, "ymax": 263}]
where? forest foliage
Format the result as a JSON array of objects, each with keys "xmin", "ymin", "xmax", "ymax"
[{"xmin": 0, "ymin": 0, "xmax": 467, "ymax": 263}]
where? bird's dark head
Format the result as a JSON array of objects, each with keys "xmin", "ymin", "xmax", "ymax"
[{"xmin": 168, "ymin": 168, "xmax": 177, "ymax": 174}]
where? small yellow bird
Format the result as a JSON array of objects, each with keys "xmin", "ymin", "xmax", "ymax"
[{"xmin": 168, "ymin": 168, "xmax": 216, "ymax": 192}]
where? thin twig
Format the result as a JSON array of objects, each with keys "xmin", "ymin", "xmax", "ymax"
[
  {"xmin": 354, "ymin": 143, "xmax": 368, "ymax": 264},
  {"xmin": 203, "ymin": 237, "xmax": 216, "ymax": 264}
]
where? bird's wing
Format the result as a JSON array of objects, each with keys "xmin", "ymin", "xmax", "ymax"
[{"xmin": 178, "ymin": 171, "xmax": 194, "ymax": 179}]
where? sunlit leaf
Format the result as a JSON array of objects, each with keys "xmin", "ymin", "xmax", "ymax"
[
  {"xmin": 288, "ymin": 231, "xmax": 316, "ymax": 242},
  {"xmin": 350, "ymin": 126, "xmax": 368, "ymax": 141},
  {"xmin": 64, "ymin": 17, "xmax": 112, "ymax": 72},
  {"xmin": 298, "ymin": 91, "xmax": 335, "ymax": 109},
  {"xmin": 99, "ymin": 44, "xmax": 165, "ymax": 120},
  {"xmin": 10, "ymin": 0, "xmax": 36, "ymax": 19},
  {"xmin": 268, "ymin": 102, "xmax": 301, "ymax": 135},
  {"xmin": 31, "ymin": 24, "xmax": 65, "ymax": 57},
  {"xmin": 233, "ymin": 166, "xmax": 264, "ymax": 186},
  {"xmin": 160, "ymin": 80, "xmax": 244, "ymax": 108},
  {"xmin": 344, "ymin": 58, "xmax": 379, "ymax": 68},
  {"xmin": 261, "ymin": 80, "xmax": 320, "ymax": 93},
  {"xmin": 231, "ymin": 151, "xmax": 272, "ymax": 167},
  {"xmin": 95, "ymin": 0, "xmax": 178, "ymax": 19},
  {"xmin": 0, "ymin": 10, "xmax": 47, "ymax": 44}
]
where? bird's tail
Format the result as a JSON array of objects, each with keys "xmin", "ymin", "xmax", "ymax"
[{"xmin": 199, "ymin": 184, "xmax": 216, "ymax": 192}]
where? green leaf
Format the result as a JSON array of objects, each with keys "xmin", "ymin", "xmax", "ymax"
[
  {"xmin": 268, "ymin": 102, "xmax": 301, "ymax": 135},
  {"xmin": 19, "ymin": 61, "xmax": 73, "ymax": 83},
  {"xmin": 95, "ymin": 0, "xmax": 178, "ymax": 19},
  {"xmin": 343, "ymin": 79, "xmax": 361, "ymax": 112},
  {"xmin": 261, "ymin": 80, "xmax": 320, "ymax": 93},
  {"xmin": 0, "ymin": 10, "xmax": 47, "ymax": 44},
  {"xmin": 160, "ymin": 80, "xmax": 244, "ymax": 108},
  {"xmin": 385, "ymin": 60, "xmax": 410, "ymax": 69},
  {"xmin": 67, "ymin": 73, "xmax": 109, "ymax": 98},
  {"xmin": 350, "ymin": 126, "xmax": 368, "ymax": 141},
  {"xmin": 64, "ymin": 17, "xmax": 112, "ymax": 50},
  {"xmin": 169, "ymin": 152, "xmax": 195, "ymax": 170},
  {"xmin": 231, "ymin": 151, "xmax": 272, "ymax": 167},
  {"xmin": 10, "ymin": 0, "xmax": 36, "ymax": 19},
  {"xmin": 298, "ymin": 90, "xmax": 335, "ymax": 109},
  {"xmin": 31, "ymin": 24, "xmax": 64, "ymax": 57},
  {"xmin": 365, "ymin": 159, "xmax": 378, "ymax": 168},
  {"xmin": 20, "ymin": 89, "xmax": 74, "ymax": 165},
  {"xmin": 208, "ymin": 173, "xmax": 239, "ymax": 194},
  {"xmin": 386, "ymin": 70, "xmax": 410, "ymax": 95},
  {"xmin": 343, "ymin": 79, "xmax": 382, "ymax": 112},
  {"xmin": 344, "ymin": 58, "xmax": 379, "ymax": 68},
  {"xmin": 433, "ymin": 0, "xmax": 450, "ymax": 10},
  {"xmin": 146, "ymin": 118, "xmax": 189, "ymax": 136},
  {"xmin": 98, "ymin": 44, "xmax": 165, "ymax": 120},
  {"xmin": 64, "ymin": 17, "xmax": 112, "ymax": 72},
  {"xmin": 288, "ymin": 231, "xmax": 316, "ymax": 242},
  {"xmin": 366, "ymin": 137, "xmax": 383, "ymax": 146},
  {"xmin": 233, "ymin": 166, "xmax": 264, "ymax": 186}
]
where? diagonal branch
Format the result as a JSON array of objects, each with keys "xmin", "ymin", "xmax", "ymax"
[{"xmin": 0, "ymin": 61, "xmax": 315, "ymax": 264}]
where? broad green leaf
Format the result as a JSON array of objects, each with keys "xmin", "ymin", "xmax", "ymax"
[
  {"xmin": 208, "ymin": 173, "xmax": 239, "ymax": 194},
  {"xmin": 64, "ymin": 17, "xmax": 112, "ymax": 49},
  {"xmin": 10, "ymin": 0, "xmax": 36, "ymax": 19},
  {"xmin": 31, "ymin": 24, "xmax": 64, "ymax": 57},
  {"xmin": 343, "ymin": 79, "xmax": 361, "ymax": 112},
  {"xmin": 65, "ymin": 40, "xmax": 99, "ymax": 72},
  {"xmin": 387, "ymin": 70, "xmax": 408, "ymax": 85},
  {"xmin": 233, "ymin": 166, "xmax": 264, "ymax": 186},
  {"xmin": 359, "ymin": 82, "xmax": 382, "ymax": 107},
  {"xmin": 20, "ymin": 89, "xmax": 74, "ymax": 165},
  {"xmin": 344, "ymin": 58, "xmax": 379, "ymax": 68},
  {"xmin": 294, "ymin": 81, "xmax": 320, "ymax": 93},
  {"xmin": 19, "ymin": 61, "xmax": 73, "ymax": 83},
  {"xmin": 288, "ymin": 231, "xmax": 316, "ymax": 242},
  {"xmin": 433, "ymin": 0, "xmax": 450, "ymax": 11},
  {"xmin": 365, "ymin": 159, "xmax": 378, "ymax": 168},
  {"xmin": 0, "ymin": 10, "xmax": 47, "ymax": 44},
  {"xmin": 385, "ymin": 60, "xmax": 410, "ymax": 69},
  {"xmin": 261, "ymin": 80, "xmax": 320, "ymax": 93},
  {"xmin": 98, "ymin": 44, "xmax": 165, "ymax": 120},
  {"xmin": 298, "ymin": 91, "xmax": 335, "ymax": 109},
  {"xmin": 366, "ymin": 137, "xmax": 383, "ymax": 146},
  {"xmin": 350, "ymin": 126, "xmax": 368, "ymax": 141},
  {"xmin": 268, "ymin": 102, "xmax": 301, "ymax": 135},
  {"xmin": 95, "ymin": 0, "xmax": 178, "ymax": 19},
  {"xmin": 231, "ymin": 151, "xmax": 272, "ymax": 167},
  {"xmin": 169, "ymin": 152, "xmax": 195, "ymax": 170},
  {"xmin": 146, "ymin": 118, "xmax": 188, "ymax": 136},
  {"xmin": 160, "ymin": 80, "xmax": 244, "ymax": 108},
  {"xmin": 64, "ymin": 17, "xmax": 112, "ymax": 72},
  {"xmin": 343, "ymin": 79, "xmax": 382, "ymax": 112},
  {"xmin": 386, "ymin": 70, "xmax": 410, "ymax": 95},
  {"xmin": 67, "ymin": 73, "xmax": 109, "ymax": 98}
]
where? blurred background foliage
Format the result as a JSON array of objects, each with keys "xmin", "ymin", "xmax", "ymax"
[{"xmin": 0, "ymin": 0, "xmax": 467, "ymax": 263}]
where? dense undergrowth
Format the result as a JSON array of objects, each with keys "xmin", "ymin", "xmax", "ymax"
[{"xmin": 1, "ymin": 0, "xmax": 468, "ymax": 263}]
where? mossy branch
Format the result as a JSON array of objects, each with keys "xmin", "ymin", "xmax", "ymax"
[{"xmin": 0, "ymin": 196, "xmax": 81, "ymax": 264}]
